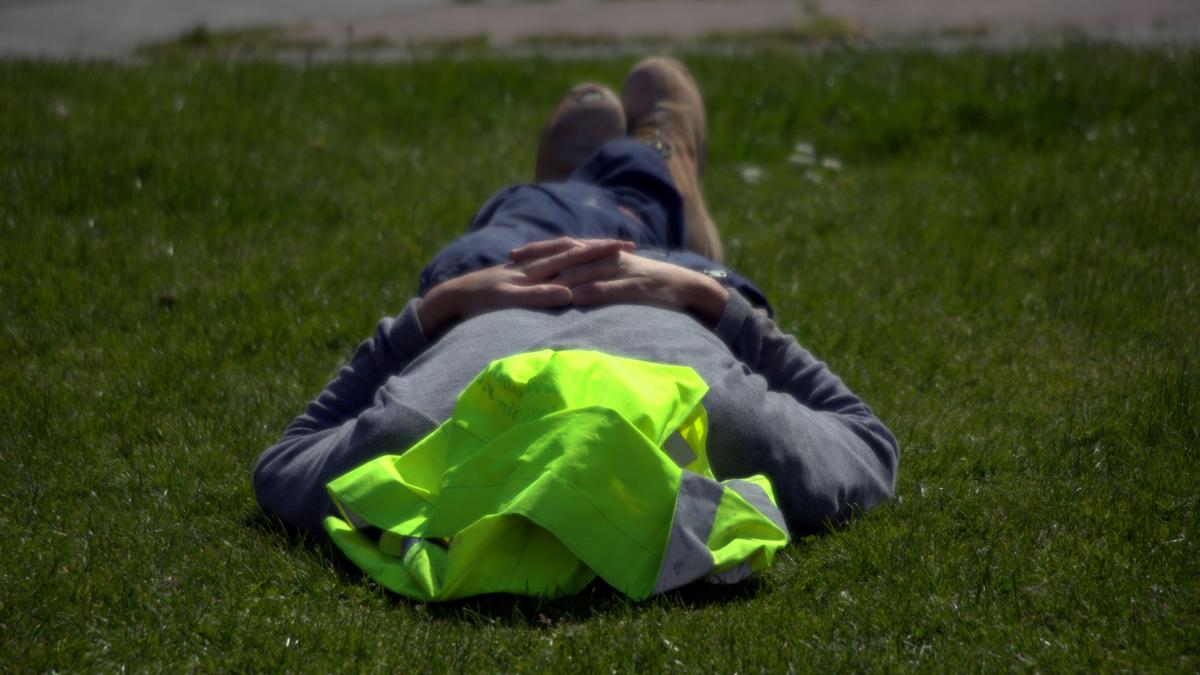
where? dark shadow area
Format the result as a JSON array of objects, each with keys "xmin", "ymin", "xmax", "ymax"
[{"xmin": 421, "ymin": 575, "xmax": 768, "ymax": 628}]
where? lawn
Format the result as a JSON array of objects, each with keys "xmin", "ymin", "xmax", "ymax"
[{"xmin": 1, "ymin": 45, "xmax": 1197, "ymax": 671}]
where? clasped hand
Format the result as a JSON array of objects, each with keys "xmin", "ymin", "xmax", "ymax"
[{"xmin": 417, "ymin": 237, "xmax": 729, "ymax": 337}]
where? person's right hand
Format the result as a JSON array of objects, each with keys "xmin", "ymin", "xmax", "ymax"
[{"xmin": 417, "ymin": 237, "xmax": 634, "ymax": 337}]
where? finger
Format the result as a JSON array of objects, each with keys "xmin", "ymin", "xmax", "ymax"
[
  {"xmin": 552, "ymin": 254, "xmax": 623, "ymax": 287},
  {"xmin": 521, "ymin": 240, "xmax": 628, "ymax": 280},
  {"xmin": 508, "ymin": 237, "xmax": 579, "ymax": 262},
  {"xmin": 570, "ymin": 279, "xmax": 642, "ymax": 307},
  {"xmin": 510, "ymin": 236, "xmax": 634, "ymax": 264},
  {"xmin": 505, "ymin": 283, "xmax": 573, "ymax": 308}
]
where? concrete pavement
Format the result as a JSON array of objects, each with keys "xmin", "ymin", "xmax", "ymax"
[
  {"xmin": 1, "ymin": 0, "xmax": 1197, "ymax": 59},
  {"xmin": 0, "ymin": 0, "xmax": 416, "ymax": 58}
]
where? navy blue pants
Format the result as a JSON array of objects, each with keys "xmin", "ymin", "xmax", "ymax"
[{"xmin": 419, "ymin": 137, "xmax": 772, "ymax": 314}]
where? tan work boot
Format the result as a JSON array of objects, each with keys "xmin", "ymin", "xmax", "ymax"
[
  {"xmin": 535, "ymin": 83, "xmax": 626, "ymax": 183},
  {"xmin": 622, "ymin": 57, "xmax": 723, "ymax": 263}
]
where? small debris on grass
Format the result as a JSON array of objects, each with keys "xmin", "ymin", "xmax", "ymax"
[
  {"xmin": 789, "ymin": 141, "xmax": 844, "ymax": 173},
  {"xmin": 789, "ymin": 141, "xmax": 815, "ymax": 166}
]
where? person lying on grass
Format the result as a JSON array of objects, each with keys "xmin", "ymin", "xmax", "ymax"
[{"xmin": 254, "ymin": 57, "xmax": 898, "ymax": 552}]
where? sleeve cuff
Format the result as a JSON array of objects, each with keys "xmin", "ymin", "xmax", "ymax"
[
  {"xmin": 714, "ymin": 288, "xmax": 758, "ymax": 348},
  {"xmin": 387, "ymin": 299, "xmax": 432, "ymax": 356}
]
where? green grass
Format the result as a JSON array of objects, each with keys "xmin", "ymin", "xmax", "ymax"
[{"xmin": 2, "ymin": 46, "xmax": 1198, "ymax": 670}]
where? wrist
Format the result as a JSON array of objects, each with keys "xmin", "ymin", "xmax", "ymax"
[
  {"xmin": 417, "ymin": 282, "xmax": 459, "ymax": 338},
  {"xmin": 688, "ymin": 274, "xmax": 730, "ymax": 326}
]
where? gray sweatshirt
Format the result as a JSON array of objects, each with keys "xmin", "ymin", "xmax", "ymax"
[{"xmin": 254, "ymin": 291, "xmax": 898, "ymax": 538}]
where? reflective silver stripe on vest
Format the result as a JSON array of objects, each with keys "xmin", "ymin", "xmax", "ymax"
[
  {"xmin": 725, "ymin": 479, "xmax": 789, "ymax": 537},
  {"xmin": 708, "ymin": 560, "xmax": 754, "ymax": 585},
  {"xmin": 662, "ymin": 430, "xmax": 697, "ymax": 467},
  {"xmin": 340, "ymin": 504, "xmax": 372, "ymax": 530},
  {"xmin": 652, "ymin": 471, "xmax": 722, "ymax": 594},
  {"xmin": 400, "ymin": 536, "xmax": 421, "ymax": 557}
]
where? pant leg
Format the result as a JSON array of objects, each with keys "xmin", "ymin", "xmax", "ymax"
[{"xmin": 564, "ymin": 137, "xmax": 687, "ymax": 250}]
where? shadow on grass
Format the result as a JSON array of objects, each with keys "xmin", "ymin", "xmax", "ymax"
[
  {"xmin": 244, "ymin": 508, "xmax": 769, "ymax": 625},
  {"xmin": 422, "ymin": 575, "xmax": 768, "ymax": 628}
]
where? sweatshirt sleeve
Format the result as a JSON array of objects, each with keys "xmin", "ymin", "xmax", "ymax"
[
  {"xmin": 708, "ymin": 290, "xmax": 899, "ymax": 536},
  {"xmin": 252, "ymin": 300, "xmax": 440, "ymax": 536}
]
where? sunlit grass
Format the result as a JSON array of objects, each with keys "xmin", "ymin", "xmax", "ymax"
[{"xmin": 1, "ymin": 46, "xmax": 1197, "ymax": 670}]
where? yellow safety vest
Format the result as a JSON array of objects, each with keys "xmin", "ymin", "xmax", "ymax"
[{"xmin": 325, "ymin": 349, "xmax": 788, "ymax": 601}]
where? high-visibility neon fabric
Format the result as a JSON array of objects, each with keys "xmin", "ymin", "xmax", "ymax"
[{"xmin": 324, "ymin": 349, "xmax": 788, "ymax": 601}]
